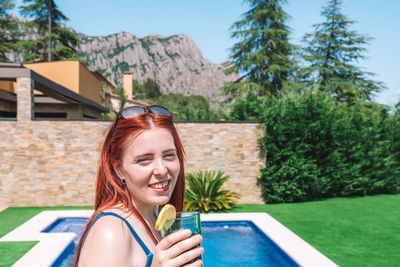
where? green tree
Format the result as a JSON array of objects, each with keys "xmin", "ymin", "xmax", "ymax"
[
  {"xmin": 142, "ymin": 78, "xmax": 162, "ymax": 99},
  {"xmin": 258, "ymin": 92, "xmax": 339, "ymax": 202},
  {"xmin": 333, "ymin": 103, "xmax": 400, "ymax": 195},
  {"xmin": 227, "ymin": 92, "xmax": 264, "ymax": 121},
  {"xmin": 20, "ymin": 0, "xmax": 79, "ymax": 61},
  {"xmin": 0, "ymin": 0, "xmax": 17, "ymax": 61},
  {"xmin": 156, "ymin": 93, "xmax": 222, "ymax": 121},
  {"xmin": 112, "ymin": 86, "xmax": 126, "ymax": 112},
  {"xmin": 256, "ymin": 91, "xmax": 400, "ymax": 203},
  {"xmin": 302, "ymin": 0, "xmax": 384, "ymax": 104},
  {"xmin": 134, "ymin": 78, "xmax": 162, "ymax": 100},
  {"xmin": 223, "ymin": 0, "xmax": 295, "ymax": 98},
  {"xmin": 132, "ymin": 78, "xmax": 223, "ymax": 121}
]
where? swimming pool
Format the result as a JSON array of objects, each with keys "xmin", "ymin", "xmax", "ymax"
[
  {"xmin": 202, "ymin": 221, "xmax": 298, "ymax": 267},
  {"xmin": 42, "ymin": 218, "xmax": 88, "ymax": 267},
  {"xmin": 43, "ymin": 218, "xmax": 299, "ymax": 267},
  {"xmin": 0, "ymin": 211, "xmax": 338, "ymax": 267}
]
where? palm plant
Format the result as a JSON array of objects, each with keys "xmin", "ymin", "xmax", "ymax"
[{"xmin": 184, "ymin": 170, "xmax": 241, "ymax": 212}]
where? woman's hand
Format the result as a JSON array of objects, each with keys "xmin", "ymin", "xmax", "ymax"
[{"xmin": 151, "ymin": 229, "xmax": 204, "ymax": 267}]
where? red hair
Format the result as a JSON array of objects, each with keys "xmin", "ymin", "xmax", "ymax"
[{"xmin": 74, "ymin": 112, "xmax": 185, "ymax": 266}]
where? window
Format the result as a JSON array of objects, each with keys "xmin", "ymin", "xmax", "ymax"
[{"xmin": 34, "ymin": 112, "xmax": 67, "ymax": 118}]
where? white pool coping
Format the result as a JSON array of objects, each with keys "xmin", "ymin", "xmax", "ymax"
[
  {"xmin": 202, "ymin": 213, "xmax": 338, "ymax": 267},
  {"xmin": 0, "ymin": 210, "xmax": 338, "ymax": 267}
]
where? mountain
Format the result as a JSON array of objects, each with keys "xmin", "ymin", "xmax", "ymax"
[
  {"xmin": 6, "ymin": 17, "xmax": 239, "ymax": 105},
  {"xmin": 76, "ymin": 31, "xmax": 239, "ymax": 104}
]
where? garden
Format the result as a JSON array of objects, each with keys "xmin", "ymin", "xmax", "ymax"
[
  {"xmin": 1, "ymin": 194, "xmax": 399, "ymax": 267},
  {"xmin": 1, "ymin": 0, "xmax": 400, "ymax": 266}
]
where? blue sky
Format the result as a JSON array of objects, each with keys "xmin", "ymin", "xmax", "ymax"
[{"xmin": 12, "ymin": 0, "xmax": 400, "ymax": 106}]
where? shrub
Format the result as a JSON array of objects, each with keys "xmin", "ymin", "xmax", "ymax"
[
  {"xmin": 258, "ymin": 91, "xmax": 400, "ymax": 203},
  {"xmin": 184, "ymin": 170, "xmax": 241, "ymax": 212},
  {"xmin": 258, "ymin": 91, "xmax": 338, "ymax": 202}
]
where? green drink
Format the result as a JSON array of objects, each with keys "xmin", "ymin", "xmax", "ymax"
[{"xmin": 161, "ymin": 211, "xmax": 202, "ymax": 264}]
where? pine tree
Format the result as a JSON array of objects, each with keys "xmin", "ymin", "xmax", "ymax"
[
  {"xmin": 223, "ymin": 0, "xmax": 295, "ymax": 97},
  {"xmin": 20, "ymin": 0, "xmax": 79, "ymax": 62},
  {"xmin": 0, "ymin": 0, "xmax": 17, "ymax": 61},
  {"xmin": 302, "ymin": 0, "xmax": 384, "ymax": 104}
]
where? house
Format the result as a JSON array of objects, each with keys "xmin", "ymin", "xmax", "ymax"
[{"xmin": 0, "ymin": 60, "xmax": 145, "ymax": 119}]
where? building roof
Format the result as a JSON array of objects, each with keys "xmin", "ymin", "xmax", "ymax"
[{"xmin": 0, "ymin": 63, "xmax": 108, "ymax": 113}]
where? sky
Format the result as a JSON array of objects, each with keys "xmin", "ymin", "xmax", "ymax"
[{"xmin": 12, "ymin": 0, "xmax": 400, "ymax": 106}]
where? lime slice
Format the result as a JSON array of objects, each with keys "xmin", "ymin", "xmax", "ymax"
[{"xmin": 155, "ymin": 204, "xmax": 176, "ymax": 231}]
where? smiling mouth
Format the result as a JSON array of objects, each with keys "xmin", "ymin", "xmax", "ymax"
[{"xmin": 149, "ymin": 180, "xmax": 170, "ymax": 191}]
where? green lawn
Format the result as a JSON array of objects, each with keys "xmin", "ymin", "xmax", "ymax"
[
  {"xmin": 0, "ymin": 206, "xmax": 91, "ymax": 267},
  {"xmin": 1, "ymin": 195, "xmax": 399, "ymax": 267},
  {"xmin": 230, "ymin": 194, "xmax": 400, "ymax": 267}
]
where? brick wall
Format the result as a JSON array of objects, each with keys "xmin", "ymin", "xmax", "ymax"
[{"xmin": 0, "ymin": 120, "xmax": 264, "ymax": 207}]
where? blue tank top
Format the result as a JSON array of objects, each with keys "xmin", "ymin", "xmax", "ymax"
[{"xmin": 81, "ymin": 211, "xmax": 153, "ymax": 267}]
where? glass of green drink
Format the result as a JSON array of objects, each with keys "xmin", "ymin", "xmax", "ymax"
[{"xmin": 161, "ymin": 211, "xmax": 202, "ymax": 264}]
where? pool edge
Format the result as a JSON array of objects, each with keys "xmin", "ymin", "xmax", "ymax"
[
  {"xmin": 0, "ymin": 210, "xmax": 93, "ymax": 267},
  {"xmin": 1, "ymin": 210, "xmax": 338, "ymax": 267},
  {"xmin": 201, "ymin": 213, "xmax": 338, "ymax": 267}
]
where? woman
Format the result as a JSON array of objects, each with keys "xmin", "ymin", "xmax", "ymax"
[{"xmin": 74, "ymin": 105, "xmax": 203, "ymax": 267}]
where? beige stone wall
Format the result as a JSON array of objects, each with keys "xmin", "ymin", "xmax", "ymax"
[
  {"xmin": 0, "ymin": 120, "xmax": 264, "ymax": 207},
  {"xmin": 176, "ymin": 122, "xmax": 264, "ymax": 203},
  {"xmin": 16, "ymin": 77, "xmax": 34, "ymax": 121}
]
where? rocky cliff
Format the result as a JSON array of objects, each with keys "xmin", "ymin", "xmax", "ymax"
[
  {"xmin": 7, "ymin": 18, "xmax": 239, "ymax": 104},
  {"xmin": 76, "ymin": 31, "xmax": 239, "ymax": 104}
]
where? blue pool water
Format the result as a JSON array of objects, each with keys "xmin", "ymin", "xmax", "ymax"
[{"xmin": 42, "ymin": 218, "xmax": 299, "ymax": 267}]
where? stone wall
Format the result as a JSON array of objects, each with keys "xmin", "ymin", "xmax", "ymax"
[
  {"xmin": 0, "ymin": 120, "xmax": 264, "ymax": 207},
  {"xmin": 176, "ymin": 122, "xmax": 264, "ymax": 203}
]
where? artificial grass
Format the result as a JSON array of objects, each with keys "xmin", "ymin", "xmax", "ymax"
[
  {"xmin": 0, "ymin": 195, "xmax": 399, "ymax": 267},
  {"xmin": 0, "ymin": 206, "xmax": 91, "ymax": 267},
  {"xmin": 230, "ymin": 194, "xmax": 400, "ymax": 267},
  {"xmin": 0, "ymin": 242, "xmax": 38, "ymax": 267}
]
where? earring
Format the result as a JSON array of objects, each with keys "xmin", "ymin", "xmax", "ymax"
[{"xmin": 117, "ymin": 173, "xmax": 126, "ymax": 185}]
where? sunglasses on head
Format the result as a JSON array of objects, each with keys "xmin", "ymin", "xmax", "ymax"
[{"xmin": 110, "ymin": 105, "xmax": 172, "ymax": 138}]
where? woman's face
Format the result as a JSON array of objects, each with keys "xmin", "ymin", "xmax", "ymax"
[{"xmin": 118, "ymin": 127, "xmax": 180, "ymax": 208}]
